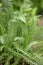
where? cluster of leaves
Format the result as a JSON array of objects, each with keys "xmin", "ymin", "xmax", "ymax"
[
  {"xmin": 0, "ymin": 0, "xmax": 43, "ymax": 65},
  {"xmin": 31, "ymin": 0, "xmax": 43, "ymax": 15}
]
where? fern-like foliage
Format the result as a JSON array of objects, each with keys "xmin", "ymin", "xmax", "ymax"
[{"xmin": 0, "ymin": 0, "xmax": 43, "ymax": 65}]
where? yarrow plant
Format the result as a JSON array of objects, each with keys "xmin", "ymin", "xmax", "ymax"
[{"xmin": 0, "ymin": 0, "xmax": 43, "ymax": 65}]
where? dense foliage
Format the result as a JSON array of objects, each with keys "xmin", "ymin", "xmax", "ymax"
[
  {"xmin": 31, "ymin": 0, "xmax": 43, "ymax": 15},
  {"xmin": 0, "ymin": 0, "xmax": 43, "ymax": 65}
]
